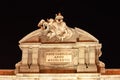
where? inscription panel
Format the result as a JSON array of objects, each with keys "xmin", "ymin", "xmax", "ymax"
[
  {"xmin": 46, "ymin": 54, "xmax": 72, "ymax": 62},
  {"xmin": 39, "ymin": 48, "xmax": 78, "ymax": 66}
]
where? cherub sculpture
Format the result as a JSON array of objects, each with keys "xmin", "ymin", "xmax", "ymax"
[{"xmin": 37, "ymin": 13, "xmax": 72, "ymax": 41}]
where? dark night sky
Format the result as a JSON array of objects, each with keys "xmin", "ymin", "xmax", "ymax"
[{"xmin": 0, "ymin": 0, "xmax": 120, "ymax": 69}]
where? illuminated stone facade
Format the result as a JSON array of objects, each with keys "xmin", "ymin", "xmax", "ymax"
[
  {"xmin": 0, "ymin": 13, "xmax": 120, "ymax": 80},
  {"xmin": 15, "ymin": 13, "xmax": 105, "ymax": 74}
]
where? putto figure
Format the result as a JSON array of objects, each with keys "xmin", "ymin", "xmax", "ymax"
[{"xmin": 38, "ymin": 13, "xmax": 72, "ymax": 41}]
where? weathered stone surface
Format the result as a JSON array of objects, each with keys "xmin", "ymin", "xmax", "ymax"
[{"xmin": 15, "ymin": 13, "xmax": 105, "ymax": 73}]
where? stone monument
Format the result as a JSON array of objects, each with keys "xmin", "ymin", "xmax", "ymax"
[
  {"xmin": 15, "ymin": 13, "xmax": 105, "ymax": 74},
  {"xmin": 1, "ymin": 13, "xmax": 120, "ymax": 80}
]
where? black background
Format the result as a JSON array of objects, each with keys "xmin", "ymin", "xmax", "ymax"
[{"xmin": 0, "ymin": 0, "xmax": 120, "ymax": 69}]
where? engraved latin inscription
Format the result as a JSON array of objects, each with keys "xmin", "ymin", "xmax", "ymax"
[
  {"xmin": 46, "ymin": 52, "xmax": 72, "ymax": 62},
  {"xmin": 43, "ymin": 49, "xmax": 76, "ymax": 63}
]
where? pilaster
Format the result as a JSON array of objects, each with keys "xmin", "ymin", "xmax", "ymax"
[
  {"xmin": 21, "ymin": 47, "xmax": 29, "ymax": 65},
  {"xmin": 20, "ymin": 47, "xmax": 29, "ymax": 72},
  {"xmin": 30, "ymin": 47, "xmax": 39, "ymax": 72}
]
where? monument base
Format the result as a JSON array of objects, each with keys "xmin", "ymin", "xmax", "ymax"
[
  {"xmin": 16, "ymin": 73, "xmax": 100, "ymax": 80},
  {"xmin": 1, "ymin": 69, "xmax": 120, "ymax": 80}
]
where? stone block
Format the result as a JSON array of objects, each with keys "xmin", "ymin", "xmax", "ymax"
[
  {"xmin": 77, "ymin": 64, "xmax": 97, "ymax": 72},
  {"xmin": 30, "ymin": 64, "xmax": 39, "ymax": 72},
  {"xmin": 19, "ymin": 65, "xmax": 30, "ymax": 73}
]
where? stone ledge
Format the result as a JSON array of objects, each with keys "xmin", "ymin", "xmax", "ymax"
[
  {"xmin": 0, "ymin": 69, "xmax": 15, "ymax": 75},
  {"xmin": 102, "ymin": 69, "xmax": 120, "ymax": 75},
  {"xmin": 0, "ymin": 69, "xmax": 120, "ymax": 75}
]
